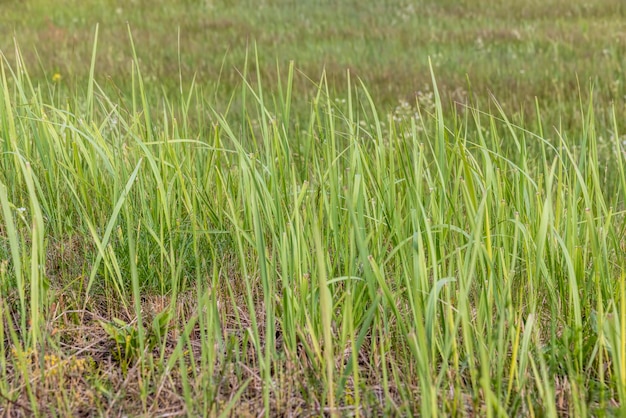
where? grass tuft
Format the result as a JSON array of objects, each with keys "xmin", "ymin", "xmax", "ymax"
[{"xmin": 0, "ymin": 11, "xmax": 625, "ymax": 414}]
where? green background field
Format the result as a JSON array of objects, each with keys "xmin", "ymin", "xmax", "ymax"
[{"xmin": 3, "ymin": 0, "xmax": 625, "ymax": 122}]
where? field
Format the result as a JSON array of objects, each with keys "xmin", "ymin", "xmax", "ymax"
[{"xmin": 1, "ymin": 0, "xmax": 626, "ymax": 416}]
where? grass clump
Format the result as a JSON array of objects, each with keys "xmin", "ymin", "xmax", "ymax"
[{"xmin": 0, "ymin": 39, "xmax": 625, "ymax": 416}]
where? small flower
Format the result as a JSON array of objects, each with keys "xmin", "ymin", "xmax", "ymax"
[
  {"xmin": 17, "ymin": 207, "xmax": 26, "ymax": 213},
  {"xmin": 52, "ymin": 73, "xmax": 62, "ymax": 83}
]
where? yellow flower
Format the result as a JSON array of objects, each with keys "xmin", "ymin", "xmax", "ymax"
[{"xmin": 52, "ymin": 73, "xmax": 62, "ymax": 82}]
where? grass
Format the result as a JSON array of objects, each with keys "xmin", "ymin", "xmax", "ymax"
[
  {"xmin": 2, "ymin": 0, "xmax": 625, "ymax": 124},
  {"xmin": 0, "ymin": 0, "xmax": 625, "ymax": 416}
]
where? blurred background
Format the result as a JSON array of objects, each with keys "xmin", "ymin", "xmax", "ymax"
[{"xmin": 1, "ymin": 0, "xmax": 625, "ymax": 125}]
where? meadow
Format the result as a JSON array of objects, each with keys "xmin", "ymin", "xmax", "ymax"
[{"xmin": 0, "ymin": 0, "xmax": 626, "ymax": 416}]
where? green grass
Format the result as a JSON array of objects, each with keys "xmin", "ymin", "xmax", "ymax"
[
  {"xmin": 2, "ymin": 0, "xmax": 625, "ymax": 124},
  {"xmin": 0, "ymin": 0, "xmax": 625, "ymax": 416}
]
